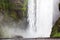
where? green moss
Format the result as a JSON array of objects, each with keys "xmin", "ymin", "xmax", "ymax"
[
  {"xmin": 52, "ymin": 33, "xmax": 60, "ymax": 37},
  {"xmin": 50, "ymin": 18, "xmax": 60, "ymax": 37},
  {"xmin": 0, "ymin": 0, "xmax": 28, "ymax": 21},
  {"xmin": 10, "ymin": 11, "xmax": 18, "ymax": 20}
]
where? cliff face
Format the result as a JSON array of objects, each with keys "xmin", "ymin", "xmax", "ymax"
[
  {"xmin": 0, "ymin": 0, "xmax": 28, "ymax": 38},
  {"xmin": 0, "ymin": 0, "xmax": 28, "ymax": 21}
]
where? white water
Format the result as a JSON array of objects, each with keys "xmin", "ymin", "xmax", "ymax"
[
  {"xmin": 27, "ymin": 0, "xmax": 53, "ymax": 38},
  {"xmin": 25, "ymin": 0, "xmax": 60, "ymax": 38}
]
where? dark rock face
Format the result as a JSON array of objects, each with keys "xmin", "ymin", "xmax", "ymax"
[{"xmin": 59, "ymin": 3, "xmax": 60, "ymax": 11}]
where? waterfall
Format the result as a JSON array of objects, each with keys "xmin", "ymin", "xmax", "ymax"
[
  {"xmin": 23, "ymin": 0, "xmax": 37, "ymax": 38},
  {"xmin": 0, "ymin": 0, "xmax": 59, "ymax": 38}
]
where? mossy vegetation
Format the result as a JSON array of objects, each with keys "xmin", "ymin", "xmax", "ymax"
[
  {"xmin": 50, "ymin": 18, "xmax": 60, "ymax": 37},
  {"xmin": 0, "ymin": 0, "xmax": 28, "ymax": 21},
  {"xmin": 0, "ymin": 0, "xmax": 28, "ymax": 37}
]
